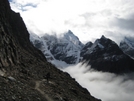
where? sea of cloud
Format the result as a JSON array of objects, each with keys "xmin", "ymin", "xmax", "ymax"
[{"xmin": 62, "ymin": 63, "xmax": 134, "ymax": 101}]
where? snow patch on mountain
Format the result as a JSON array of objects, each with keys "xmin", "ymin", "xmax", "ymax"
[
  {"xmin": 98, "ymin": 43, "xmax": 104, "ymax": 49},
  {"xmin": 29, "ymin": 30, "xmax": 84, "ymax": 66},
  {"xmin": 41, "ymin": 30, "xmax": 84, "ymax": 64},
  {"xmin": 120, "ymin": 37, "xmax": 134, "ymax": 59},
  {"xmin": 30, "ymin": 33, "xmax": 55, "ymax": 61}
]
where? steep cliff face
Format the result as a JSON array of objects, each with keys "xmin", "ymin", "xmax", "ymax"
[
  {"xmin": 0, "ymin": 0, "xmax": 19, "ymax": 67},
  {"xmin": 0, "ymin": 0, "xmax": 46, "ymax": 68},
  {"xmin": 0, "ymin": 0, "xmax": 100, "ymax": 101}
]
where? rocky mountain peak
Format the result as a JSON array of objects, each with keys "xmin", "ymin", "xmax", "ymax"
[
  {"xmin": 101, "ymin": 35, "xmax": 107, "ymax": 39},
  {"xmin": 64, "ymin": 30, "xmax": 76, "ymax": 38},
  {"xmin": 31, "ymin": 30, "xmax": 84, "ymax": 64},
  {"xmin": 96, "ymin": 35, "xmax": 117, "ymax": 48},
  {"xmin": 81, "ymin": 36, "xmax": 134, "ymax": 73},
  {"xmin": 64, "ymin": 30, "xmax": 83, "ymax": 46},
  {"xmin": 66, "ymin": 30, "xmax": 74, "ymax": 35}
]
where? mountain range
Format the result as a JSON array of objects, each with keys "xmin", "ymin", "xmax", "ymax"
[
  {"xmin": 81, "ymin": 35, "xmax": 134, "ymax": 73},
  {"xmin": 0, "ymin": 0, "xmax": 100, "ymax": 101},
  {"xmin": 31, "ymin": 30, "xmax": 134, "ymax": 74},
  {"xmin": 30, "ymin": 30, "xmax": 84, "ymax": 64}
]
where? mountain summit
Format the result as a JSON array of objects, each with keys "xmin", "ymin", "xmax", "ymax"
[
  {"xmin": 31, "ymin": 30, "xmax": 83, "ymax": 64},
  {"xmin": 81, "ymin": 35, "xmax": 134, "ymax": 73},
  {"xmin": 31, "ymin": 30, "xmax": 134, "ymax": 74},
  {"xmin": 0, "ymin": 0, "xmax": 100, "ymax": 101}
]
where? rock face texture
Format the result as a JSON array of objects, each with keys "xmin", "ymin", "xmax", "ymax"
[
  {"xmin": 0, "ymin": 0, "xmax": 100, "ymax": 101},
  {"xmin": 120, "ymin": 37, "xmax": 134, "ymax": 59},
  {"xmin": 43, "ymin": 30, "xmax": 84, "ymax": 64},
  {"xmin": 80, "ymin": 35, "xmax": 134, "ymax": 73},
  {"xmin": 30, "ymin": 33, "xmax": 55, "ymax": 62},
  {"xmin": 0, "ymin": 0, "xmax": 46, "ymax": 68},
  {"xmin": 31, "ymin": 30, "xmax": 83, "ymax": 64}
]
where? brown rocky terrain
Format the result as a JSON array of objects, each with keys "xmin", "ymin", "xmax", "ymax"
[{"xmin": 0, "ymin": 0, "xmax": 101, "ymax": 101}]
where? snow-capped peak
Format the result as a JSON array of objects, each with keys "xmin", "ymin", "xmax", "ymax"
[
  {"xmin": 64, "ymin": 30, "xmax": 83, "ymax": 47},
  {"xmin": 30, "ymin": 33, "xmax": 55, "ymax": 61},
  {"xmin": 32, "ymin": 30, "xmax": 84, "ymax": 64}
]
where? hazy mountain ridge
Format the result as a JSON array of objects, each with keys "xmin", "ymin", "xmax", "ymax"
[
  {"xmin": 120, "ymin": 37, "xmax": 134, "ymax": 59},
  {"xmin": 0, "ymin": 0, "xmax": 100, "ymax": 101},
  {"xmin": 31, "ymin": 30, "xmax": 84, "ymax": 64},
  {"xmin": 31, "ymin": 30, "xmax": 134, "ymax": 73},
  {"xmin": 30, "ymin": 33, "xmax": 55, "ymax": 61}
]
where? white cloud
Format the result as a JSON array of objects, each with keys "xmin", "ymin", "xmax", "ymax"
[
  {"xmin": 9, "ymin": 0, "xmax": 134, "ymax": 44},
  {"xmin": 10, "ymin": 0, "xmax": 41, "ymax": 11},
  {"xmin": 11, "ymin": 0, "xmax": 41, "ymax": 6},
  {"xmin": 62, "ymin": 63, "xmax": 134, "ymax": 101}
]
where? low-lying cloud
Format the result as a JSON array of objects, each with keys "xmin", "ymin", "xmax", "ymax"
[{"xmin": 62, "ymin": 63, "xmax": 134, "ymax": 101}]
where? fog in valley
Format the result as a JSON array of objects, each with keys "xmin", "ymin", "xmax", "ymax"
[{"xmin": 62, "ymin": 63, "xmax": 134, "ymax": 101}]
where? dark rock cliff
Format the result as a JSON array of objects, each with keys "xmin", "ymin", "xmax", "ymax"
[
  {"xmin": 0, "ymin": 0, "xmax": 100, "ymax": 101},
  {"xmin": 81, "ymin": 35, "xmax": 134, "ymax": 74},
  {"xmin": 0, "ymin": 0, "xmax": 46, "ymax": 68}
]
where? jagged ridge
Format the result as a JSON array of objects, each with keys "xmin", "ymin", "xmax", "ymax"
[
  {"xmin": 31, "ymin": 31, "xmax": 134, "ymax": 74},
  {"xmin": 31, "ymin": 30, "xmax": 83, "ymax": 64},
  {"xmin": 81, "ymin": 35, "xmax": 134, "ymax": 73}
]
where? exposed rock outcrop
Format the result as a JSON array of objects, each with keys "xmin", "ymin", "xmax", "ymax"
[
  {"xmin": 0, "ymin": 0, "xmax": 100, "ymax": 101},
  {"xmin": 31, "ymin": 30, "xmax": 83, "ymax": 64},
  {"xmin": 81, "ymin": 35, "xmax": 134, "ymax": 73}
]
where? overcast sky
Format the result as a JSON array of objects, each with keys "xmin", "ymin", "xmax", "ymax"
[{"xmin": 9, "ymin": 0, "xmax": 134, "ymax": 44}]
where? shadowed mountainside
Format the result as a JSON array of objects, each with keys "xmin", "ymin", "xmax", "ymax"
[
  {"xmin": 81, "ymin": 36, "xmax": 134, "ymax": 73},
  {"xmin": 0, "ymin": 0, "xmax": 100, "ymax": 101}
]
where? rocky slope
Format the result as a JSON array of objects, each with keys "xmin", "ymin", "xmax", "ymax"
[
  {"xmin": 120, "ymin": 37, "xmax": 134, "ymax": 59},
  {"xmin": 0, "ymin": 0, "xmax": 100, "ymax": 101},
  {"xmin": 80, "ymin": 35, "xmax": 134, "ymax": 73}
]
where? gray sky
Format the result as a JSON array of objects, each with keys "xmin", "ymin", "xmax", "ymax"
[{"xmin": 9, "ymin": 0, "xmax": 134, "ymax": 44}]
